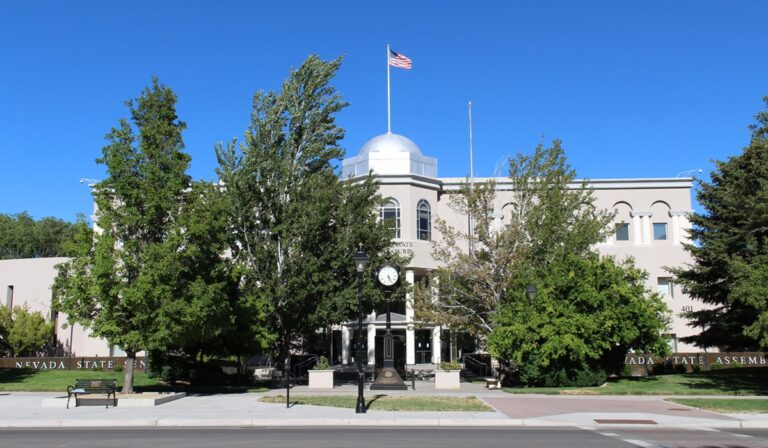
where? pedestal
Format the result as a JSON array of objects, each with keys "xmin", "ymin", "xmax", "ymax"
[{"xmin": 370, "ymin": 331, "xmax": 407, "ymax": 390}]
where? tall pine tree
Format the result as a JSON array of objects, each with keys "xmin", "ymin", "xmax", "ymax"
[{"xmin": 673, "ymin": 97, "xmax": 768, "ymax": 350}]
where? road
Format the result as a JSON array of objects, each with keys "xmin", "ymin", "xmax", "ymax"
[{"xmin": 2, "ymin": 427, "xmax": 768, "ymax": 448}]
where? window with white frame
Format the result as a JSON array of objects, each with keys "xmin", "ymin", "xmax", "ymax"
[
  {"xmin": 653, "ymin": 222, "xmax": 668, "ymax": 240},
  {"xmin": 416, "ymin": 200, "xmax": 431, "ymax": 241},
  {"xmin": 380, "ymin": 199, "xmax": 401, "ymax": 239},
  {"xmin": 657, "ymin": 277, "xmax": 674, "ymax": 298}
]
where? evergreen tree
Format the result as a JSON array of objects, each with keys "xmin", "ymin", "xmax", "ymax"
[
  {"xmin": 673, "ymin": 97, "xmax": 768, "ymax": 350},
  {"xmin": 7, "ymin": 305, "xmax": 54, "ymax": 357}
]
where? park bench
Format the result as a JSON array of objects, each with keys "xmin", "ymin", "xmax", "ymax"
[{"xmin": 66, "ymin": 379, "xmax": 117, "ymax": 409}]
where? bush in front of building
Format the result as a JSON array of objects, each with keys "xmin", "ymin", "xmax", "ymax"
[
  {"xmin": 2, "ymin": 305, "xmax": 54, "ymax": 357},
  {"xmin": 512, "ymin": 352, "xmax": 607, "ymax": 387},
  {"xmin": 490, "ymin": 253, "xmax": 671, "ymax": 388}
]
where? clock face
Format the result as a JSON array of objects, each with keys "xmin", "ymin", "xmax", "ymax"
[{"xmin": 377, "ymin": 265, "xmax": 399, "ymax": 287}]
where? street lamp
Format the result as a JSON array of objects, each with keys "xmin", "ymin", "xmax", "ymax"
[
  {"xmin": 352, "ymin": 245, "xmax": 368, "ymax": 414},
  {"xmin": 526, "ymin": 284, "xmax": 537, "ymax": 302}
]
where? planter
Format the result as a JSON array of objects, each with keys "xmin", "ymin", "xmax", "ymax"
[
  {"xmin": 308, "ymin": 370, "xmax": 334, "ymax": 389},
  {"xmin": 435, "ymin": 370, "xmax": 461, "ymax": 389}
]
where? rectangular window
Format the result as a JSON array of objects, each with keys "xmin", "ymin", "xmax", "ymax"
[
  {"xmin": 615, "ymin": 223, "xmax": 630, "ymax": 241},
  {"xmin": 5, "ymin": 285, "xmax": 12, "ymax": 310},
  {"xmin": 657, "ymin": 277, "xmax": 673, "ymax": 297},
  {"xmin": 653, "ymin": 222, "xmax": 668, "ymax": 240}
]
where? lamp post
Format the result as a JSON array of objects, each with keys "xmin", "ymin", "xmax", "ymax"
[
  {"xmin": 526, "ymin": 284, "xmax": 537, "ymax": 302},
  {"xmin": 352, "ymin": 246, "xmax": 368, "ymax": 414}
]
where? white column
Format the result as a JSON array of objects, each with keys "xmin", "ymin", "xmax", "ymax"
[
  {"xmin": 405, "ymin": 269, "xmax": 416, "ymax": 365},
  {"xmin": 430, "ymin": 274, "xmax": 441, "ymax": 364},
  {"xmin": 641, "ymin": 214, "xmax": 652, "ymax": 245},
  {"xmin": 670, "ymin": 213, "xmax": 680, "ymax": 245},
  {"xmin": 431, "ymin": 326, "xmax": 441, "ymax": 364},
  {"xmin": 670, "ymin": 211, "xmax": 688, "ymax": 245},
  {"xmin": 367, "ymin": 321, "xmax": 376, "ymax": 366},
  {"xmin": 341, "ymin": 326, "xmax": 350, "ymax": 365},
  {"xmin": 631, "ymin": 213, "xmax": 643, "ymax": 245},
  {"xmin": 678, "ymin": 213, "xmax": 691, "ymax": 245}
]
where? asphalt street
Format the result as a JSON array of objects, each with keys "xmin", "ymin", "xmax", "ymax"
[{"xmin": 3, "ymin": 427, "xmax": 768, "ymax": 448}]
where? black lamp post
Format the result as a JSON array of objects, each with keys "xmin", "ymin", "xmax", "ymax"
[
  {"xmin": 353, "ymin": 246, "xmax": 368, "ymax": 414},
  {"xmin": 526, "ymin": 284, "xmax": 537, "ymax": 302}
]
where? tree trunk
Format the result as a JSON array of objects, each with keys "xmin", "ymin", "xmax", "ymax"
[{"xmin": 122, "ymin": 351, "xmax": 135, "ymax": 394}]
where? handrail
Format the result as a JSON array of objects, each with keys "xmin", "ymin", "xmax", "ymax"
[
  {"xmin": 292, "ymin": 355, "xmax": 319, "ymax": 378},
  {"xmin": 461, "ymin": 353, "xmax": 489, "ymax": 377}
]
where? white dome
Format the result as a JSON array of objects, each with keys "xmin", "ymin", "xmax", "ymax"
[
  {"xmin": 342, "ymin": 132, "xmax": 437, "ymax": 178},
  {"xmin": 359, "ymin": 133, "xmax": 422, "ymax": 156}
]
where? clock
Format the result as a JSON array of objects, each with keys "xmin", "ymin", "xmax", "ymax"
[{"xmin": 377, "ymin": 264, "xmax": 399, "ymax": 287}]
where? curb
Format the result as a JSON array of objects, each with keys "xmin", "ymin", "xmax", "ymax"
[{"xmin": 2, "ymin": 417, "xmax": 766, "ymax": 429}]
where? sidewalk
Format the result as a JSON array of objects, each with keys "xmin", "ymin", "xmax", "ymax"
[{"xmin": 1, "ymin": 381, "xmax": 767, "ymax": 429}]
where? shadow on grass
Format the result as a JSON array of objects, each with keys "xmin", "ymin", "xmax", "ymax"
[
  {"xmin": 0, "ymin": 368, "xmax": 37, "ymax": 383},
  {"xmin": 366, "ymin": 394, "xmax": 387, "ymax": 410},
  {"xmin": 678, "ymin": 368, "xmax": 768, "ymax": 395}
]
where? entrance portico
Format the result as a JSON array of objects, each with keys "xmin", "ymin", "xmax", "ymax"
[{"xmin": 340, "ymin": 312, "xmax": 443, "ymax": 370}]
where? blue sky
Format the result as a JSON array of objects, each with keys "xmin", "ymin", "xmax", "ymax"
[{"xmin": 2, "ymin": 1, "xmax": 766, "ymax": 221}]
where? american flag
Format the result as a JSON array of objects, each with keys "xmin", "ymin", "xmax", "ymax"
[{"xmin": 389, "ymin": 49, "xmax": 412, "ymax": 69}]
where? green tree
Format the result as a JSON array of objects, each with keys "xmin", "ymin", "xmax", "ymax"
[
  {"xmin": 215, "ymin": 55, "xmax": 396, "ymax": 371},
  {"xmin": 488, "ymin": 254, "xmax": 669, "ymax": 385},
  {"xmin": 54, "ymin": 78, "xmax": 229, "ymax": 392},
  {"xmin": 0, "ymin": 212, "xmax": 78, "ymax": 259},
  {"xmin": 415, "ymin": 141, "xmax": 614, "ymax": 336},
  {"xmin": 416, "ymin": 141, "xmax": 669, "ymax": 385},
  {"xmin": 673, "ymin": 97, "xmax": 768, "ymax": 350},
  {"xmin": 7, "ymin": 305, "xmax": 54, "ymax": 357}
]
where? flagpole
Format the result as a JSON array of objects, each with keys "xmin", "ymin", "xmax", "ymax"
[
  {"xmin": 468, "ymin": 100, "xmax": 475, "ymax": 254},
  {"xmin": 387, "ymin": 44, "xmax": 392, "ymax": 134}
]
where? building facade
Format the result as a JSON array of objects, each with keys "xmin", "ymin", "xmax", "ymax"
[
  {"xmin": 336, "ymin": 132, "xmax": 702, "ymax": 370},
  {"xmin": 1, "ymin": 132, "xmax": 703, "ymax": 365}
]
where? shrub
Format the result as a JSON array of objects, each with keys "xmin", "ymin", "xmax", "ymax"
[
  {"xmin": 690, "ymin": 364, "xmax": 701, "ymax": 373},
  {"xmin": 312, "ymin": 356, "xmax": 331, "ymax": 370},
  {"xmin": 674, "ymin": 363, "xmax": 688, "ymax": 374},
  {"xmin": 113, "ymin": 365, "xmax": 124, "ymax": 373},
  {"xmin": 620, "ymin": 364, "xmax": 633, "ymax": 377},
  {"xmin": 514, "ymin": 358, "xmax": 607, "ymax": 387},
  {"xmin": 538, "ymin": 366, "xmax": 606, "ymax": 387},
  {"xmin": 440, "ymin": 361, "xmax": 462, "ymax": 371}
]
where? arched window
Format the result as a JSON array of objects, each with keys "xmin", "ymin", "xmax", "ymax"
[
  {"xmin": 380, "ymin": 199, "xmax": 401, "ymax": 239},
  {"xmin": 417, "ymin": 200, "xmax": 431, "ymax": 241}
]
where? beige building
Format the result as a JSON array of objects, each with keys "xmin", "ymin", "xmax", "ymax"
[
  {"xmin": 1, "ymin": 132, "xmax": 702, "ymax": 363},
  {"xmin": 338, "ymin": 132, "xmax": 702, "ymax": 370},
  {"xmin": 0, "ymin": 257, "xmax": 114, "ymax": 357}
]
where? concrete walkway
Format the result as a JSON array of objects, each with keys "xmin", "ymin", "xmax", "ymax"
[{"xmin": 1, "ymin": 382, "xmax": 767, "ymax": 429}]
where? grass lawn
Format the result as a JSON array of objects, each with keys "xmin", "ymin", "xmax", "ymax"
[
  {"xmin": 260, "ymin": 395, "xmax": 493, "ymax": 412},
  {"xmin": 668, "ymin": 398, "xmax": 768, "ymax": 413},
  {"xmin": 502, "ymin": 368, "xmax": 768, "ymax": 396},
  {"xmin": 0, "ymin": 368, "xmax": 267, "ymax": 393}
]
